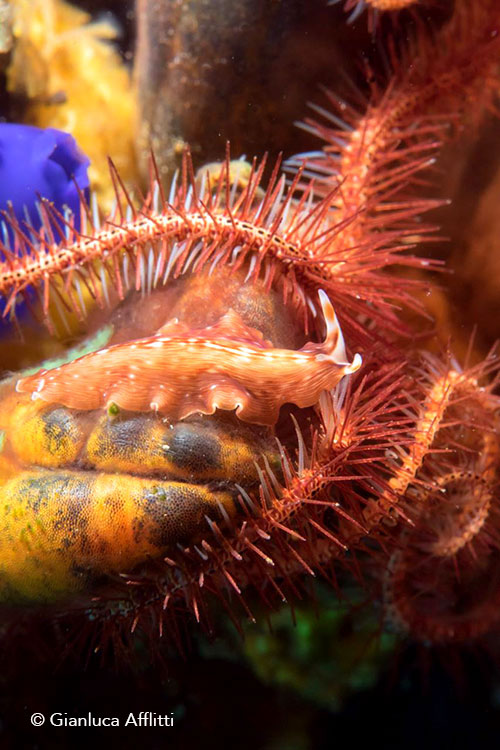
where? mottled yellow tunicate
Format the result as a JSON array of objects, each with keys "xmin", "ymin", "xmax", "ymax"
[{"xmin": 0, "ymin": 468, "xmax": 237, "ymax": 604}]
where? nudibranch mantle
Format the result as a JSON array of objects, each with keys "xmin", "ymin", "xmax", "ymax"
[{"xmin": 16, "ymin": 290, "xmax": 361, "ymax": 426}]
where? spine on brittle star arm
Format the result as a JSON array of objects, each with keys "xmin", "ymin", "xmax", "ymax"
[
  {"xmin": 333, "ymin": 0, "xmax": 418, "ymax": 25},
  {"xmin": 364, "ymin": 0, "xmax": 416, "ymax": 8},
  {"xmin": 16, "ymin": 290, "xmax": 361, "ymax": 425}
]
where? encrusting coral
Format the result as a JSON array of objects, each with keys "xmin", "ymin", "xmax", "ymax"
[{"xmin": 0, "ymin": 0, "xmax": 499, "ymax": 659}]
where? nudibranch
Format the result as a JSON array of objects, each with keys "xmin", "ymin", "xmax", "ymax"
[{"xmin": 16, "ymin": 290, "xmax": 361, "ymax": 425}]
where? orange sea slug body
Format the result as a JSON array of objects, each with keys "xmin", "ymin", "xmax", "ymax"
[{"xmin": 16, "ymin": 290, "xmax": 361, "ymax": 426}]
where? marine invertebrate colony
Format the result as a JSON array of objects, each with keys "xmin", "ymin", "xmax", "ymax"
[
  {"xmin": 0, "ymin": 0, "xmax": 499, "ymax": 660},
  {"xmin": 0, "ymin": 124, "xmax": 90, "ymax": 245},
  {"xmin": 6, "ymin": 0, "xmax": 137, "ymax": 211}
]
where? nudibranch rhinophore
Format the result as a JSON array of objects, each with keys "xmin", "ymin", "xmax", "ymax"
[{"xmin": 16, "ymin": 290, "xmax": 361, "ymax": 425}]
